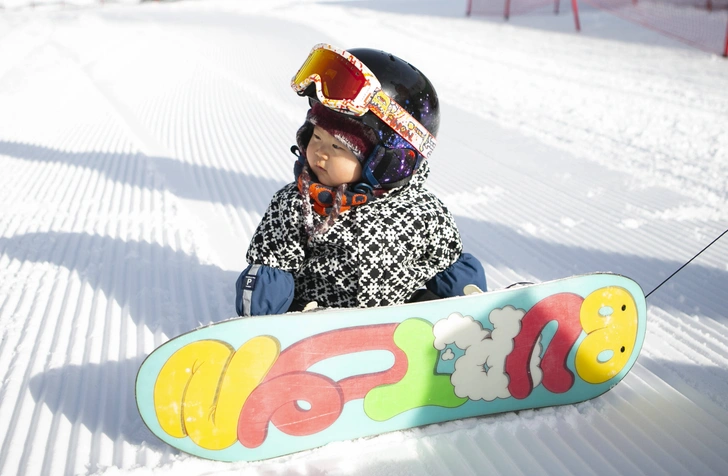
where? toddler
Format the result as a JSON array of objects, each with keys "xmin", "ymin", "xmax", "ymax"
[{"xmin": 236, "ymin": 44, "xmax": 486, "ymax": 316}]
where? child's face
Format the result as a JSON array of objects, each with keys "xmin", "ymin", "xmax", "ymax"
[{"xmin": 307, "ymin": 126, "xmax": 363, "ymax": 188}]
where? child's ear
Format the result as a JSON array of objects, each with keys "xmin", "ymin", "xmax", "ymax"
[{"xmin": 296, "ymin": 121, "xmax": 315, "ymax": 153}]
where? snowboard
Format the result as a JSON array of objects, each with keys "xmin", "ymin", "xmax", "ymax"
[{"xmin": 136, "ymin": 273, "xmax": 647, "ymax": 462}]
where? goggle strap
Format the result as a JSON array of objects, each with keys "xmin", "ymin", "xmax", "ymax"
[{"xmin": 368, "ymin": 90, "xmax": 436, "ymax": 159}]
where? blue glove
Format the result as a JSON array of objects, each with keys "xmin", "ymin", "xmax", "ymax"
[
  {"xmin": 235, "ymin": 264, "xmax": 295, "ymax": 316},
  {"xmin": 426, "ymin": 253, "xmax": 487, "ymax": 297}
]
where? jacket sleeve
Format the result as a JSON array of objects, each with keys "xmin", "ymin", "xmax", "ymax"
[
  {"xmin": 245, "ymin": 185, "xmax": 307, "ymax": 272},
  {"xmin": 237, "ymin": 185, "xmax": 306, "ymax": 316},
  {"xmin": 423, "ymin": 198, "xmax": 487, "ymax": 297}
]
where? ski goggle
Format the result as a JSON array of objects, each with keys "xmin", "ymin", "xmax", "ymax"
[
  {"xmin": 291, "ymin": 43, "xmax": 437, "ymax": 160},
  {"xmin": 362, "ymin": 144, "xmax": 422, "ymax": 189}
]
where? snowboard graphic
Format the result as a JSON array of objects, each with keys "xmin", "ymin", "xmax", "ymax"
[{"xmin": 136, "ymin": 273, "xmax": 647, "ymax": 462}]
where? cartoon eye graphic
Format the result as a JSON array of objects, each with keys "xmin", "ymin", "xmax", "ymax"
[{"xmin": 576, "ymin": 287, "xmax": 639, "ymax": 383}]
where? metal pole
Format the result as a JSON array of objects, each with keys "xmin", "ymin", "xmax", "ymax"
[
  {"xmin": 571, "ymin": 0, "xmax": 581, "ymax": 32},
  {"xmin": 466, "ymin": 0, "xmax": 473, "ymax": 16},
  {"xmin": 504, "ymin": 0, "xmax": 511, "ymax": 20}
]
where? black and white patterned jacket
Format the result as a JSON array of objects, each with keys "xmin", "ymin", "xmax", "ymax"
[{"xmin": 244, "ymin": 161, "xmax": 474, "ymax": 312}]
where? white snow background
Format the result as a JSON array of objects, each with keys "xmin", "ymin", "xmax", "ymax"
[{"xmin": 1, "ymin": 0, "xmax": 727, "ymax": 474}]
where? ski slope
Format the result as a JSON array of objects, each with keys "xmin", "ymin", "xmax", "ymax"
[{"xmin": 1, "ymin": 0, "xmax": 727, "ymax": 474}]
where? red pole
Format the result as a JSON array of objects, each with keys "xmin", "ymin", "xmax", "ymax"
[
  {"xmin": 571, "ymin": 0, "xmax": 581, "ymax": 32},
  {"xmin": 724, "ymin": 16, "xmax": 728, "ymax": 57},
  {"xmin": 504, "ymin": 0, "xmax": 511, "ymax": 20},
  {"xmin": 466, "ymin": 0, "xmax": 472, "ymax": 16}
]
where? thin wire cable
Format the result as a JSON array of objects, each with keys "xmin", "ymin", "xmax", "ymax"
[{"xmin": 646, "ymin": 227, "xmax": 728, "ymax": 299}]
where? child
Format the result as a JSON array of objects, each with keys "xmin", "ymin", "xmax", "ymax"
[{"xmin": 236, "ymin": 44, "xmax": 486, "ymax": 316}]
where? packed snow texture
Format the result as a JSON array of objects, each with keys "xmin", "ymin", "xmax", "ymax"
[{"xmin": 1, "ymin": 0, "xmax": 727, "ymax": 475}]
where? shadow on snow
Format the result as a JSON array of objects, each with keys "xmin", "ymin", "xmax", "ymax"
[
  {"xmin": 0, "ymin": 140, "xmax": 287, "ymax": 214},
  {"xmin": 28, "ymin": 356, "xmax": 167, "ymax": 452},
  {"xmin": 456, "ymin": 215, "xmax": 728, "ymax": 323},
  {"xmin": 0, "ymin": 231, "xmax": 239, "ymax": 338}
]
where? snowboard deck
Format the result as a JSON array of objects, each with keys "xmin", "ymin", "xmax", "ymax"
[{"xmin": 136, "ymin": 273, "xmax": 647, "ymax": 462}]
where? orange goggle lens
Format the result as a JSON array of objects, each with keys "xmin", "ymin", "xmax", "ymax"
[{"xmin": 293, "ymin": 48, "xmax": 367, "ymax": 101}]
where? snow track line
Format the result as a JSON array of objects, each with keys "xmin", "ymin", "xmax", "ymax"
[
  {"xmin": 625, "ymin": 365, "xmax": 728, "ymax": 463},
  {"xmin": 607, "ymin": 379, "xmax": 728, "ymax": 474},
  {"xmin": 0, "ymin": 260, "xmax": 69, "ymax": 474},
  {"xmin": 425, "ymin": 436, "xmax": 481, "ymax": 476},
  {"xmin": 641, "ymin": 332, "xmax": 728, "ymax": 419},
  {"xmin": 36, "ymin": 275, "xmax": 83, "ymax": 474},
  {"xmin": 37, "ymin": 286, "xmax": 74, "ymax": 474},
  {"xmin": 654, "ymin": 301, "xmax": 728, "ymax": 353},
  {"xmin": 415, "ymin": 437, "xmax": 460, "ymax": 476},
  {"xmin": 647, "ymin": 308, "xmax": 728, "ymax": 373},
  {"xmin": 596, "ymin": 387, "xmax": 698, "ymax": 473},
  {"xmin": 552, "ymin": 407, "xmax": 647, "ymax": 475},
  {"xmin": 496, "ymin": 425, "xmax": 553, "ymax": 475},
  {"xmin": 512, "ymin": 424, "xmax": 576, "ymax": 475},
  {"xmin": 546, "ymin": 419, "xmax": 620, "ymax": 476},
  {"xmin": 634, "ymin": 356, "xmax": 728, "ymax": 429},
  {"xmin": 28, "ymin": 265, "xmax": 79, "ymax": 474},
  {"xmin": 466, "ymin": 427, "xmax": 525, "ymax": 475},
  {"xmin": 576, "ymin": 396, "xmax": 688, "ymax": 475}
]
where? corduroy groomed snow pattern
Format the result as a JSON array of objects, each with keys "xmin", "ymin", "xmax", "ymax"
[{"xmin": 246, "ymin": 162, "xmax": 462, "ymax": 310}]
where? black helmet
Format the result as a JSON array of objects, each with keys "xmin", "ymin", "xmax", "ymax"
[
  {"xmin": 297, "ymin": 47, "xmax": 440, "ymax": 190},
  {"xmin": 347, "ymin": 48, "xmax": 440, "ymax": 147}
]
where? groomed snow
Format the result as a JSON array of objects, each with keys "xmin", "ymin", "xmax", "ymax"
[{"xmin": 0, "ymin": 0, "xmax": 727, "ymax": 474}]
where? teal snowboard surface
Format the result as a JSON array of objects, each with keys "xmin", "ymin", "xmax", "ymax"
[{"xmin": 136, "ymin": 273, "xmax": 647, "ymax": 462}]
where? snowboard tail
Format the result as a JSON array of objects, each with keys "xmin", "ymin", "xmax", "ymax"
[{"xmin": 136, "ymin": 273, "xmax": 647, "ymax": 461}]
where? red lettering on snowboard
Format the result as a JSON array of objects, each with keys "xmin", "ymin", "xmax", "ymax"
[
  {"xmin": 237, "ymin": 324, "xmax": 407, "ymax": 448},
  {"xmin": 505, "ymin": 293, "xmax": 584, "ymax": 399}
]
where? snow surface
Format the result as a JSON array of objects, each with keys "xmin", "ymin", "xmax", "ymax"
[{"xmin": 1, "ymin": 0, "xmax": 727, "ymax": 474}]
